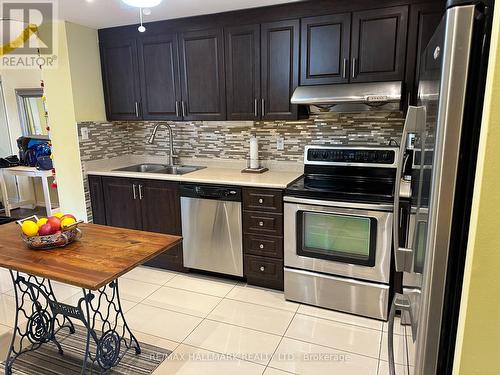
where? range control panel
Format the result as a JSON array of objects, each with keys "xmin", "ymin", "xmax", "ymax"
[{"xmin": 305, "ymin": 147, "xmax": 398, "ymax": 166}]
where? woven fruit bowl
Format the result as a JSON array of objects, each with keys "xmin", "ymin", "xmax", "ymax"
[{"xmin": 17, "ymin": 215, "xmax": 83, "ymax": 250}]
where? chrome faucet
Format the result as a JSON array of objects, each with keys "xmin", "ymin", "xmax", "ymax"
[{"xmin": 147, "ymin": 122, "xmax": 177, "ymax": 166}]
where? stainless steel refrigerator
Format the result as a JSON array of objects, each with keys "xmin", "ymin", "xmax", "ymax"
[{"xmin": 389, "ymin": 2, "xmax": 493, "ymax": 374}]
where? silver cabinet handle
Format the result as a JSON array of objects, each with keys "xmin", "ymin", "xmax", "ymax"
[
  {"xmin": 258, "ymin": 198, "xmax": 264, "ymax": 204},
  {"xmin": 260, "ymin": 266, "xmax": 265, "ymax": 272},
  {"xmin": 254, "ymin": 99, "xmax": 258, "ymax": 117},
  {"xmin": 259, "ymin": 221, "xmax": 264, "ymax": 227},
  {"xmin": 342, "ymin": 58, "xmax": 348, "ymax": 79},
  {"xmin": 261, "ymin": 98, "xmax": 265, "ymax": 116},
  {"xmin": 135, "ymin": 102, "xmax": 140, "ymax": 117},
  {"xmin": 175, "ymin": 101, "xmax": 180, "ymax": 117},
  {"xmin": 132, "ymin": 184, "xmax": 137, "ymax": 200},
  {"xmin": 259, "ymin": 244, "xmax": 264, "ymax": 249},
  {"xmin": 138, "ymin": 184, "xmax": 143, "ymax": 200},
  {"xmin": 393, "ymin": 106, "xmax": 426, "ymax": 272},
  {"xmin": 352, "ymin": 58, "xmax": 357, "ymax": 78},
  {"xmin": 181, "ymin": 101, "xmax": 186, "ymax": 117}
]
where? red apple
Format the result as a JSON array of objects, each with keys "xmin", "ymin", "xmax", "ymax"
[
  {"xmin": 47, "ymin": 216, "xmax": 61, "ymax": 232},
  {"xmin": 60, "ymin": 214, "xmax": 76, "ymax": 222},
  {"xmin": 39, "ymin": 223, "xmax": 55, "ymax": 236}
]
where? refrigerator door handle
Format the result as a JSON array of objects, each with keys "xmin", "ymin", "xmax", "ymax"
[
  {"xmin": 388, "ymin": 293, "xmax": 415, "ymax": 375},
  {"xmin": 393, "ymin": 106, "xmax": 426, "ymax": 272}
]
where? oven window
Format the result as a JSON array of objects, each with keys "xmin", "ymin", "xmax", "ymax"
[{"xmin": 297, "ymin": 211, "xmax": 377, "ymax": 267}]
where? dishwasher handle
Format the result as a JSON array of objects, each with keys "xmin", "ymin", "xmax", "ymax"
[{"xmin": 180, "ymin": 184, "xmax": 242, "ymax": 201}]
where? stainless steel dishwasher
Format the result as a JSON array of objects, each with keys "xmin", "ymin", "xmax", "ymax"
[{"xmin": 180, "ymin": 184, "xmax": 243, "ymax": 277}]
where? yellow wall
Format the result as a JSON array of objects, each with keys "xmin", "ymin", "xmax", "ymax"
[
  {"xmin": 65, "ymin": 22, "xmax": 106, "ymax": 122},
  {"xmin": 42, "ymin": 21, "xmax": 105, "ymax": 220},
  {"xmin": 453, "ymin": 4, "xmax": 500, "ymax": 374}
]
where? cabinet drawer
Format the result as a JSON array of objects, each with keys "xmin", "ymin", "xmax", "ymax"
[
  {"xmin": 244, "ymin": 234, "xmax": 283, "ymax": 259},
  {"xmin": 243, "ymin": 188, "xmax": 283, "ymax": 213},
  {"xmin": 243, "ymin": 212, "xmax": 283, "ymax": 236},
  {"xmin": 244, "ymin": 255, "xmax": 284, "ymax": 290}
]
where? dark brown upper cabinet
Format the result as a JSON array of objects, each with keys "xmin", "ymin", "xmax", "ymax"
[
  {"xmin": 405, "ymin": 2, "xmax": 444, "ymax": 106},
  {"xmin": 261, "ymin": 19, "xmax": 299, "ymax": 120},
  {"xmin": 351, "ymin": 6, "xmax": 408, "ymax": 83},
  {"xmin": 100, "ymin": 38, "xmax": 141, "ymax": 121},
  {"xmin": 300, "ymin": 13, "xmax": 351, "ymax": 85},
  {"xmin": 179, "ymin": 28, "xmax": 226, "ymax": 121},
  {"xmin": 138, "ymin": 33, "xmax": 182, "ymax": 120},
  {"xmin": 225, "ymin": 24, "xmax": 261, "ymax": 121}
]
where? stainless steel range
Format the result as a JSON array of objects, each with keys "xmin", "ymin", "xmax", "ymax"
[{"xmin": 284, "ymin": 145, "xmax": 399, "ymax": 320}]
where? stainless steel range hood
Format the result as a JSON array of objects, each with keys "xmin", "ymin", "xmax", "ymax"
[{"xmin": 290, "ymin": 81, "xmax": 402, "ymax": 108}]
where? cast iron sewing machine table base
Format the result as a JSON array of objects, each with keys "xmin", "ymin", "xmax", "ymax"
[{"xmin": 5, "ymin": 272, "xmax": 141, "ymax": 375}]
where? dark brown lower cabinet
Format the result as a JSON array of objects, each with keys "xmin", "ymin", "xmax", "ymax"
[
  {"xmin": 89, "ymin": 176, "xmax": 185, "ymax": 271},
  {"xmin": 242, "ymin": 188, "xmax": 284, "ymax": 290},
  {"xmin": 244, "ymin": 255, "xmax": 284, "ymax": 290},
  {"xmin": 139, "ymin": 180, "xmax": 184, "ymax": 271},
  {"xmin": 88, "ymin": 175, "xmax": 106, "ymax": 225}
]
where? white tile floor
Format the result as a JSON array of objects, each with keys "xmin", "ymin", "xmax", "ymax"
[{"xmin": 0, "ymin": 267, "xmax": 415, "ymax": 374}]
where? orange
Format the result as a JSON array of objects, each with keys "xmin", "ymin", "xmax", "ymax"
[
  {"xmin": 21, "ymin": 221, "xmax": 39, "ymax": 237},
  {"xmin": 60, "ymin": 217, "xmax": 76, "ymax": 229}
]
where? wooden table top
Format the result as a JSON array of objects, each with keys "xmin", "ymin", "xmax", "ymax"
[{"xmin": 0, "ymin": 223, "xmax": 182, "ymax": 290}]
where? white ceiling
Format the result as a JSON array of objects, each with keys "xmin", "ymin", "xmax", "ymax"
[{"xmin": 58, "ymin": 0, "xmax": 300, "ymax": 29}]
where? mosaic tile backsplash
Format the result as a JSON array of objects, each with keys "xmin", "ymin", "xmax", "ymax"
[
  {"xmin": 78, "ymin": 112, "xmax": 404, "ymax": 163},
  {"xmin": 78, "ymin": 112, "xmax": 404, "ymax": 221}
]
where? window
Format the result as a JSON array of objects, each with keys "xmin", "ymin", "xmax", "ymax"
[{"xmin": 15, "ymin": 88, "xmax": 46, "ymax": 136}]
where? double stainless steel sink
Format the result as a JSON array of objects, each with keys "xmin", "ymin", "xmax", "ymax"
[{"xmin": 113, "ymin": 163, "xmax": 205, "ymax": 175}]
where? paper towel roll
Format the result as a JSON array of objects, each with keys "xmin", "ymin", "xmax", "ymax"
[{"xmin": 250, "ymin": 136, "xmax": 259, "ymax": 169}]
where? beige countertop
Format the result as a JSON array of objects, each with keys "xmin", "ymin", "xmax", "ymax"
[{"xmin": 85, "ymin": 156, "xmax": 303, "ymax": 189}]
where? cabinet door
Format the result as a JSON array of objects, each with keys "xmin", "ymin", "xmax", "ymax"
[
  {"xmin": 88, "ymin": 175, "xmax": 106, "ymax": 225},
  {"xmin": 405, "ymin": 2, "xmax": 444, "ymax": 106},
  {"xmin": 261, "ymin": 20, "xmax": 299, "ymax": 120},
  {"xmin": 179, "ymin": 28, "xmax": 226, "ymax": 120},
  {"xmin": 100, "ymin": 38, "xmax": 141, "ymax": 120},
  {"xmin": 351, "ymin": 6, "xmax": 408, "ymax": 82},
  {"xmin": 300, "ymin": 13, "xmax": 351, "ymax": 85},
  {"xmin": 138, "ymin": 180, "xmax": 185, "ymax": 271},
  {"xmin": 225, "ymin": 24, "xmax": 261, "ymax": 120},
  {"xmin": 138, "ymin": 33, "xmax": 182, "ymax": 120},
  {"xmin": 101, "ymin": 177, "xmax": 142, "ymax": 230}
]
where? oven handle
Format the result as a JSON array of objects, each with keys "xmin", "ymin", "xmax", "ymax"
[
  {"xmin": 393, "ymin": 106, "xmax": 425, "ymax": 273},
  {"xmin": 284, "ymin": 196, "xmax": 393, "ymax": 212}
]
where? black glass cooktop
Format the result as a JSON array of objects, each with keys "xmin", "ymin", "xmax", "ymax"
[
  {"xmin": 286, "ymin": 174, "xmax": 395, "ymax": 204},
  {"xmin": 287, "ymin": 146, "xmax": 399, "ymax": 204}
]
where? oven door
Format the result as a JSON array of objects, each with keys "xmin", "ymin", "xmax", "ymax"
[{"xmin": 284, "ymin": 196, "xmax": 392, "ymax": 284}]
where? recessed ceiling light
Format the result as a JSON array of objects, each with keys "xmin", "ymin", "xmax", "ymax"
[{"xmin": 121, "ymin": 0, "xmax": 162, "ymax": 8}]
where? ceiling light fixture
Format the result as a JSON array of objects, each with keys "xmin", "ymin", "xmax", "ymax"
[
  {"xmin": 120, "ymin": 0, "xmax": 162, "ymax": 33},
  {"xmin": 138, "ymin": 8, "xmax": 146, "ymax": 32},
  {"xmin": 121, "ymin": 0, "xmax": 162, "ymax": 8}
]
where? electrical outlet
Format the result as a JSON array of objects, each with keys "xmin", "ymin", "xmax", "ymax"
[
  {"xmin": 80, "ymin": 127, "xmax": 89, "ymax": 141},
  {"xmin": 276, "ymin": 136, "xmax": 284, "ymax": 151}
]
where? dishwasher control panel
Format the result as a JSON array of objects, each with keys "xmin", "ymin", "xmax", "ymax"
[{"xmin": 180, "ymin": 184, "xmax": 242, "ymax": 201}]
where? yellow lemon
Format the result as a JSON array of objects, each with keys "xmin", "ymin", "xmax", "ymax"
[
  {"xmin": 21, "ymin": 221, "xmax": 39, "ymax": 237},
  {"xmin": 60, "ymin": 217, "xmax": 76, "ymax": 229},
  {"xmin": 36, "ymin": 218, "xmax": 48, "ymax": 228},
  {"xmin": 53, "ymin": 212, "xmax": 65, "ymax": 219}
]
